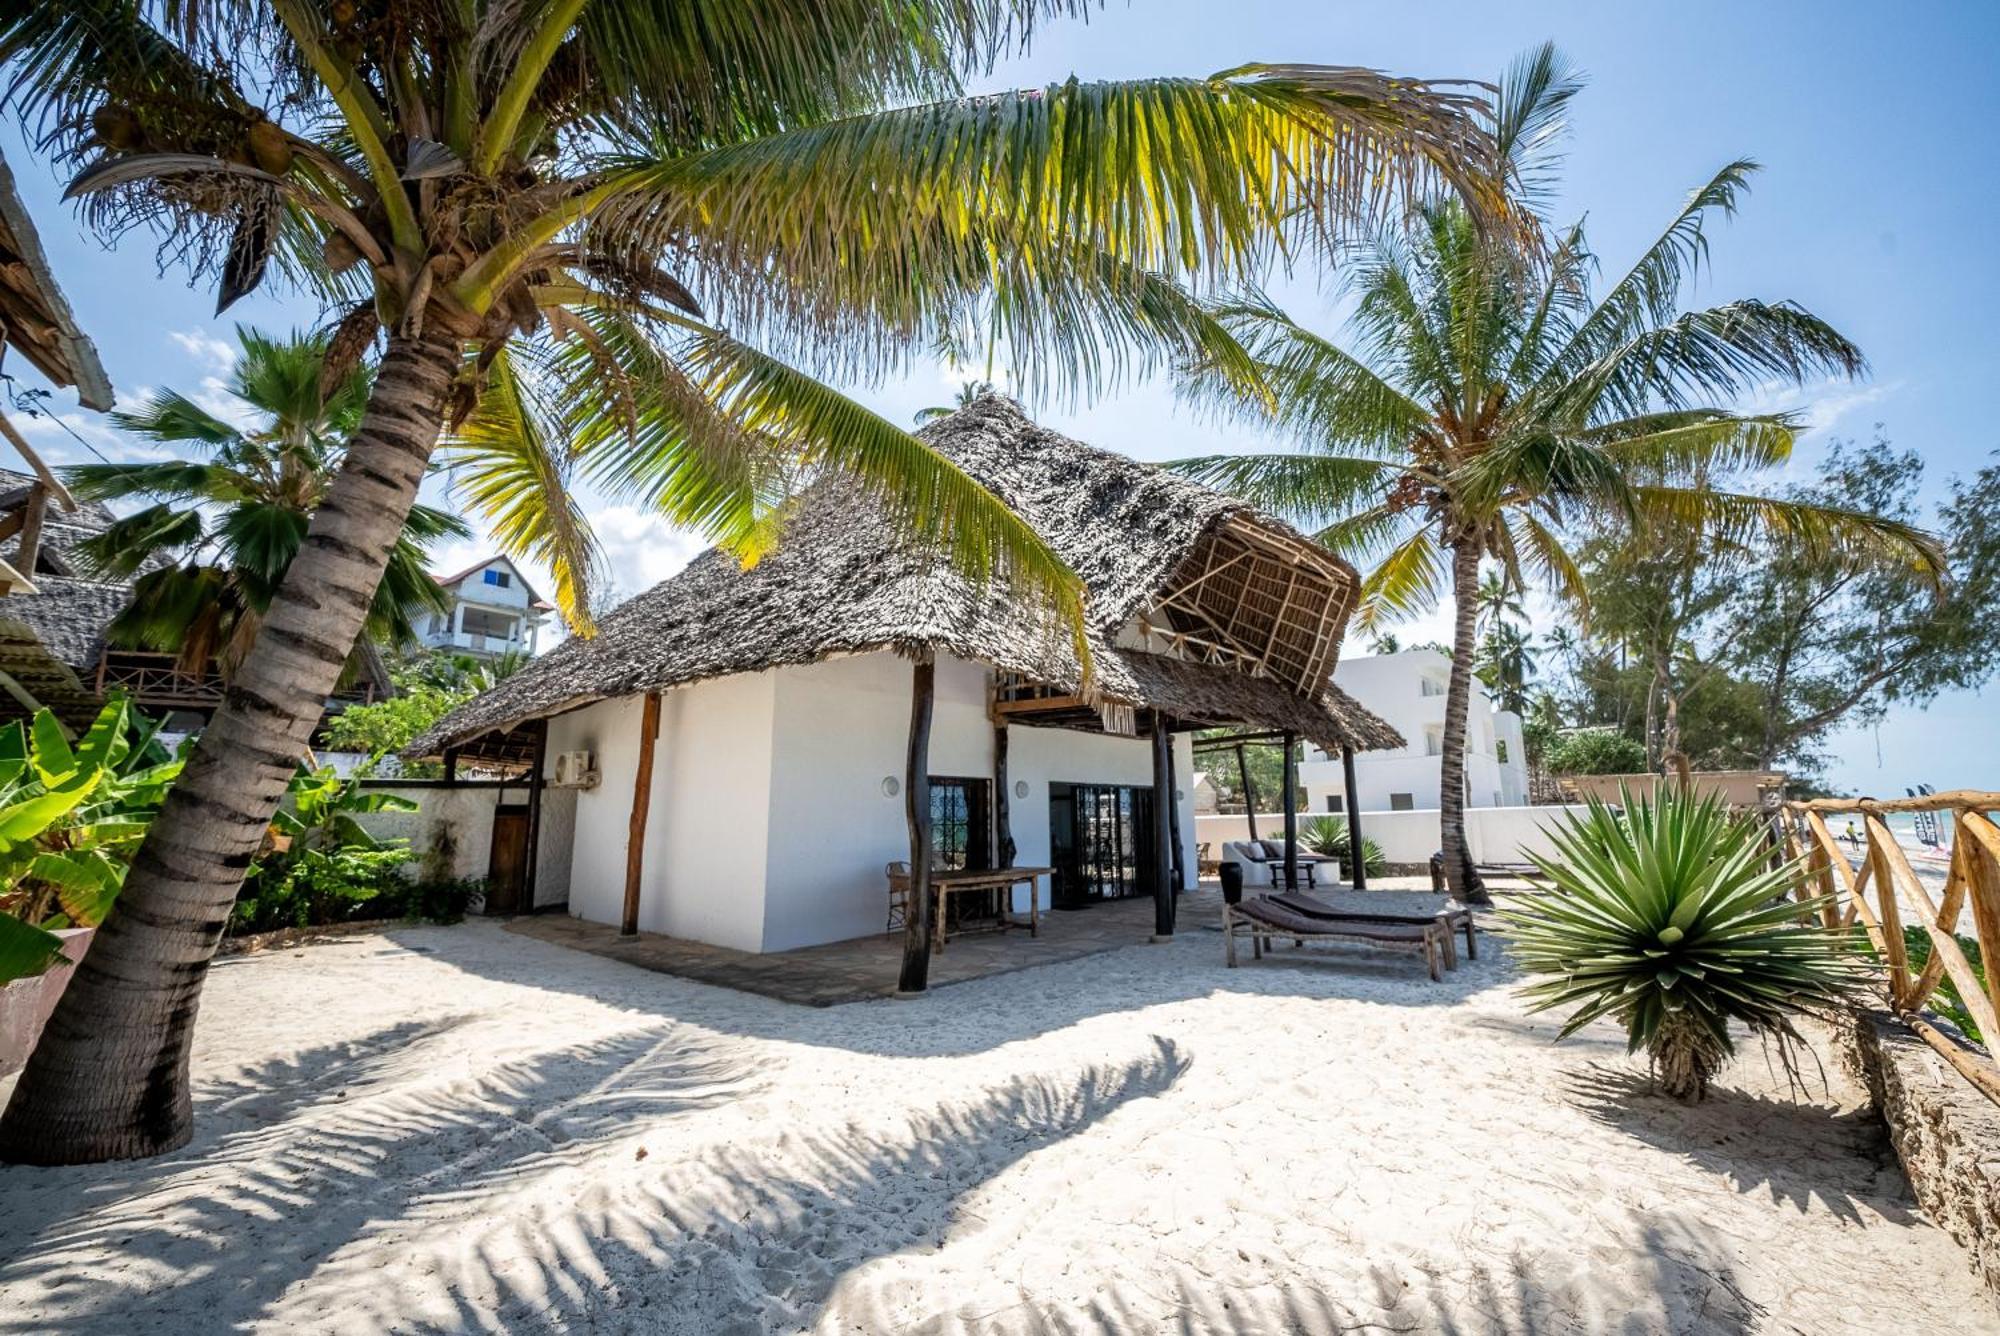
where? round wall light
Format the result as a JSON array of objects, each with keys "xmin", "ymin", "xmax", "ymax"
[
  {"xmin": 881, "ymin": 776, "xmax": 901, "ymax": 798},
  {"xmin": 1014, "ymin": 780, "xmax": 1030, "ymax": 799},
  {"xmin": 1175, "ymin": 788, "xmax": 1187, "ymax": 802}
]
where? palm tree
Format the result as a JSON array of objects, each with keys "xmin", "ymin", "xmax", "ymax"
[
  {"xmin": 1474, "ymin": 619, "xmax": 1538, "ymax": 715},
  {"xmin": 67, "ymin": 327, "xmax": 467, "ymax": 677},
  {"xmin": 1176, "ymin": 45, "xmax": 1944, "ymax": 904},
  {"xmin": 0, "ymin": 1, "xmax": 1501, "ymax": 1161},
  {"xmin": 1475, "ymin": 570, "xmax": 1525, "ymax": 634},
  {"xmin": 915, "ymin": 379, "xmax": 997, "ymax": 426}
]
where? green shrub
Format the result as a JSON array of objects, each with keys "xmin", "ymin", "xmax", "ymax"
[
  {"xmin": 234, "ymin": 768, "xmax": 418, "ymax": 935},
  {"xmin": 1544, "ymin": 729, "xmax": 1648, "ymax": 776},
  {"xmin": 1500, "ymin": 786, "xmax": 1861, "ymax": 1101},
  {"xmin": 0, "ymin": 698, "xmax": 183, "ymax": 982},
  {"xmin": 1299, "ymin": 815, "xmax": 1386, "ymax": 876}
]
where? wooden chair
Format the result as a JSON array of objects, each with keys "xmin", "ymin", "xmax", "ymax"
[{"xmin": 885, "ymin": 861, "xmax": 912, "ymax": 934}]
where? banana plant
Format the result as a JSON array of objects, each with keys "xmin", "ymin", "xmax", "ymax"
[{"xmin": 0, "ymin": 699, "xmax": 184, "ymax": 983}]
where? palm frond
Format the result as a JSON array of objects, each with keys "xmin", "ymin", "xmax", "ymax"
[
  {"xmin": 1531, "ymin": 160, "xmax": 1760, "ymax": 399},
  {"xmin": 1492, "ymin": 41, "xmax": 1585, "ymax": 215},
  {"xmin": 1179, "ymin": 296, "xmax": 1431, "ymax": 453},
  {"xmin": 1355, "ymin": 526, "xmax": 1446, "ymax": 627},
  {"xmin": 1631, "ymin": 485, "xmax": 1948, "ymax": 588},
  {"xmin": 442, "ymin": 347, "xmax": 607, "ymax": 636},
  {"xmin": 680, "ymin": 330, "xmax": 1088, "ymax": 650},
  {"xmin": 588, "ymin": 66, "xmax": 1498, "ymax": 383},
  {"xmin": 1168, "ymin": 452, "xmax": 1400, "ymax": 529}
]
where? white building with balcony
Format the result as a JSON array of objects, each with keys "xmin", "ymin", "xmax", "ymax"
[
  {"xmin": 420, "ymin": 556, "xmax": 552, "ymax": 660},
  {"xmin": 1297, "ymin": 647, "xmax": 1526, "ymax": 814}
]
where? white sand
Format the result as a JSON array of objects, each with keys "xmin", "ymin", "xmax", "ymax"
[{"xmin": 1, "ymin": 917, "xmax": 1992, "ymax": 1334}]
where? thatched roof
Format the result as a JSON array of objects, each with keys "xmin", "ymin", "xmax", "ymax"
[
  {"xmin": 413, "ymin": 398, "xmax": 1401, "ymax": 757},
  {"xmin": 0, "ymin": 150, "xmax": 112, "ymax": 411}
]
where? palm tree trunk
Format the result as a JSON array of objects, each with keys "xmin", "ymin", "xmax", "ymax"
[
  {"xmin": 0, "ymin": 327, "xmax": 462, "ymax": 1164},
  {"xmin": 1439, "ymin": 535, "xmax": 1489, "ymax": 906}
]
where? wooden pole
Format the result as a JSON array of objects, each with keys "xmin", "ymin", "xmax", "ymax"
[
  {"xmin": 898, "ymin": 654, "xmax": 937, "ymax": 992},
  {"xmin": 1342, "ymin": 745, "xmax": 1367, "ymax": 890},
  {"xmin": 1282, "ymin": 730, "xmax": 1299, "ymax": 890},
  {"xmin": 993, "ymin": 723, "xmax": 1015, "ymax": 868},
  {"xmin": 1151, "ymin": 712, "xmax": 1176, "ymax": 938},
  {"xmin": 523, "ymin": 721, "xmax": 548, "ymax": 912},
  {"xmin": 1165, "ymin": 730, "xmax": 1183, "ymax": 893},
  {"xmin": 14, "ymin": 481, "xmax": 47, "ymax": 578},
  {"xmin": 619, "ymin": 691, "xmax": 662, "ymax": 938},
  {"xmin": 1236, "ymin": 742, "xmax": 1259, "ymax": 841},
  {"xmin": 441, "ymin": 747, "xmax": 458, "ymax": 784}
]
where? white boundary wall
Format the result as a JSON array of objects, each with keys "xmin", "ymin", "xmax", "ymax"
[{"xmin": 1195, "ymin": 804, "xmax": 1588, "ymax": 868}]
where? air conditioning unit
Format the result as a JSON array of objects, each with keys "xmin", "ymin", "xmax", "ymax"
[{"xmin": 551, "ymin": 750, "xmax": 599, "ymax": 789}]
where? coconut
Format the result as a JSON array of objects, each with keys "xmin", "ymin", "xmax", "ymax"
[
  {"xmin": 248, "ymin": 120, "xmax": 294, "ymax": 175},
  {"xmin": 91, "ymin": 104, "xmax": 144, "ymax": 151}
]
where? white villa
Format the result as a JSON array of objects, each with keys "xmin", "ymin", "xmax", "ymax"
[
  {"xmin": 413, "ymin": 399, "xmax": 1400, "ymax": 957},
  {"xmin": 1298, "ymin": 648, "xmax": 1527, "ymax": 813},
  {"xmin": 419, "ymin": 556, "xmax": 553, "ymax": 660}
]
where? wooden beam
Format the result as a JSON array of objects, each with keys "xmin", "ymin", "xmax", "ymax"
[
  {"xmin": 899, "ymin": 654, "xmax": 937, "ymax": 992},
  {"xmin": 1282, "ymin": 730, "xmax": 1299, "ymax": 890},
  {"xmin": 991, "ymin": 692, "xmax": 1092, "ymax": 717},
  {"xmin": 1151, "ymin": 712, "xmax": 1176, "ymax": 938},
  {"xmin": 619, "ymin": 691, "xmax": 662, "ymax": 938},
  {"xmin": 1343, "ymin": 746, "xmax": 1367, "ymax": 890}
]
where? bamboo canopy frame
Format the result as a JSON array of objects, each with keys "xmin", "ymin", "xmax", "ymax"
[{"xmin": 1781, "ymin": 790, "xmax": 2000, "ymax": 1106}]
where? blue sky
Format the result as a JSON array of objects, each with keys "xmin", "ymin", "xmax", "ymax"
[{"xmin": 3, "ymin": 1, "xmax": 1995, "ymax": 794}]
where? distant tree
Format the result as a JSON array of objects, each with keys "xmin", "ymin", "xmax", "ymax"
[
  {"xmin": 1474, "ymin": 620, "xmax": 1538, "ymax": 714},
  {"xmin": 1367, "ymin": 631, "xmax": 1402, "ymax": 655},
  {"xmin": 914, "ymin": 380, "xmax": 996, "ymax": 425},
  {"xmin": 1545, "ymin": 729, "xmax": 1647, "ymax": 776},
  {"xmin": 67, "ymin": 328, "xmax": 465, "ymax": 679},
  {"xmin": 1476, "ymin": 571, "xmax": 1525, "ymax": 634},
  {"xmin": 1719, "ymin": 435, "xmax": 2000, "ymax": 771}
]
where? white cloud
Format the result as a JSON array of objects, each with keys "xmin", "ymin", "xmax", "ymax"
[
  {"xmin": 1741, "ymin": 375, "xmax": 1901, "ymax": 438},
  {"xmin": 589, "ymin": 504, "xmax": 706, "ymax": 606},
  {"xmin": 168, "ymin": 329, "xmax": 239, "ymax": 373}
]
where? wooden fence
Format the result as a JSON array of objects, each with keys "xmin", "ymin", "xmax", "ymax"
[{"xmin": 1781, "ymin": 790, "xmax": 2000, "ymax": 1105}]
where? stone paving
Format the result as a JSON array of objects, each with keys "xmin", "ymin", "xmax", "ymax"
[{"xmin": 503, "ymin": 879, "xmax": 1490, "ymax": 1006}]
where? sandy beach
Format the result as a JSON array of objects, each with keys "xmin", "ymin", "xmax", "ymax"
[{"xmin": 0, "ymin": 913, "xmax": 1991, "ymax": 1334}]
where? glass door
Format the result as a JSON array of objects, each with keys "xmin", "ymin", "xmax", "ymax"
[
  {"xmin": 928, "ymin": 777, "xmax": 990, "ymax": 871},
  {"xmin": 1048, "ymin": 782, "xmax": 1156, "ymax": 908}
]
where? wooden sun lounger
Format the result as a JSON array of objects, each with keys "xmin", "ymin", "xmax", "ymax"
[
  {"xmin": 1267, "ymin": 890, "xmax": 1477, "ymax": 966},
  {"xmin": 1222, "ymin": 897, "xmax": 1445, "ymax": 981}
]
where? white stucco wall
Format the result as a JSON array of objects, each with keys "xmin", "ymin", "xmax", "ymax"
[
  {"xmin": 355, "ymin": 781, "xmax": 502, "ymax": 880},
  {"xmin": 1296, "ymin": 648, "xmax": 1529, "ymax": 812},
  {"xmin": 532, "ymin": 650, "xmax": 1200, "ymax": 953},
  {"xmin": 1196, "ymin": 804, "xmax": 1588, "ymax": 868}
]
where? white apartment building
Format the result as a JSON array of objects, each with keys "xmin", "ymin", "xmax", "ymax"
[
  {"xmin": 1298, "ymin": 648, "xmax": 1527, "ymax": 813},
  {"xmin": 419, "ymin": 556, "xmax": 552, "ymax": 660}
]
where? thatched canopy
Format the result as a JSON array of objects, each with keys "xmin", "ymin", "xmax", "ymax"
[
  {"xmin": 0, "ymin": 151, "xmax": 112, "ymax": 412},
  {"xmin": 413, "ymin": 397, "xmax": 1400, "ymax": 758}
]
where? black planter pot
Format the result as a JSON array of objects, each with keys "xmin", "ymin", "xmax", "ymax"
[{"xmin": 1219, "ymin": 861, "xmax": 1244, "ymax": 905}]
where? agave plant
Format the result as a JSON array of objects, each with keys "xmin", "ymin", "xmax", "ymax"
[
  {"xmin": 1300, "ymin": 815, "xmax": 1385, "ymax": 877},
  {"xmin": 1500, "ymin": 786, "xmax": 1859, "ymax": 1101}
]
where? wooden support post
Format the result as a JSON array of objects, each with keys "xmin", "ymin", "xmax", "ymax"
[
  {"xmin": 441, "ymin": 747, "xmax": 459, "ymax": 784},
  {"xmin": 620, "ymin": 691, "xmax": 662, "ymax": 938},
  {"xmin": 1282, "ymin": 730, "xmax": 1299, "ymax": 890},
  {"xmin": 1165, "ymin": 730, "xmax": 1184, "ymax": 893},
  {"xmin": 13, "ymin": 481, "xmax": 46, "ymax": 578},
  {"xmin": 523, "ymin": 721, "xmax": 548, "ymax": 912},
  {"xmin": 993, "ymin": 723, "xmax": 1015, "ymax": 869},
  {"xmin": 1342, "ymin": 746, "xmax": 1367, "ymax": 890},
  {"xmin": 1236, "ymin": 742, "xmax": 1259, "ymax": 841},
  {"xmin": 899, "ymin": 654, "xmax": 938, "ymax": 992},
  {"xmin": 1151, "ymin": 712, "xmax": 1176, "ymax": 938}
]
